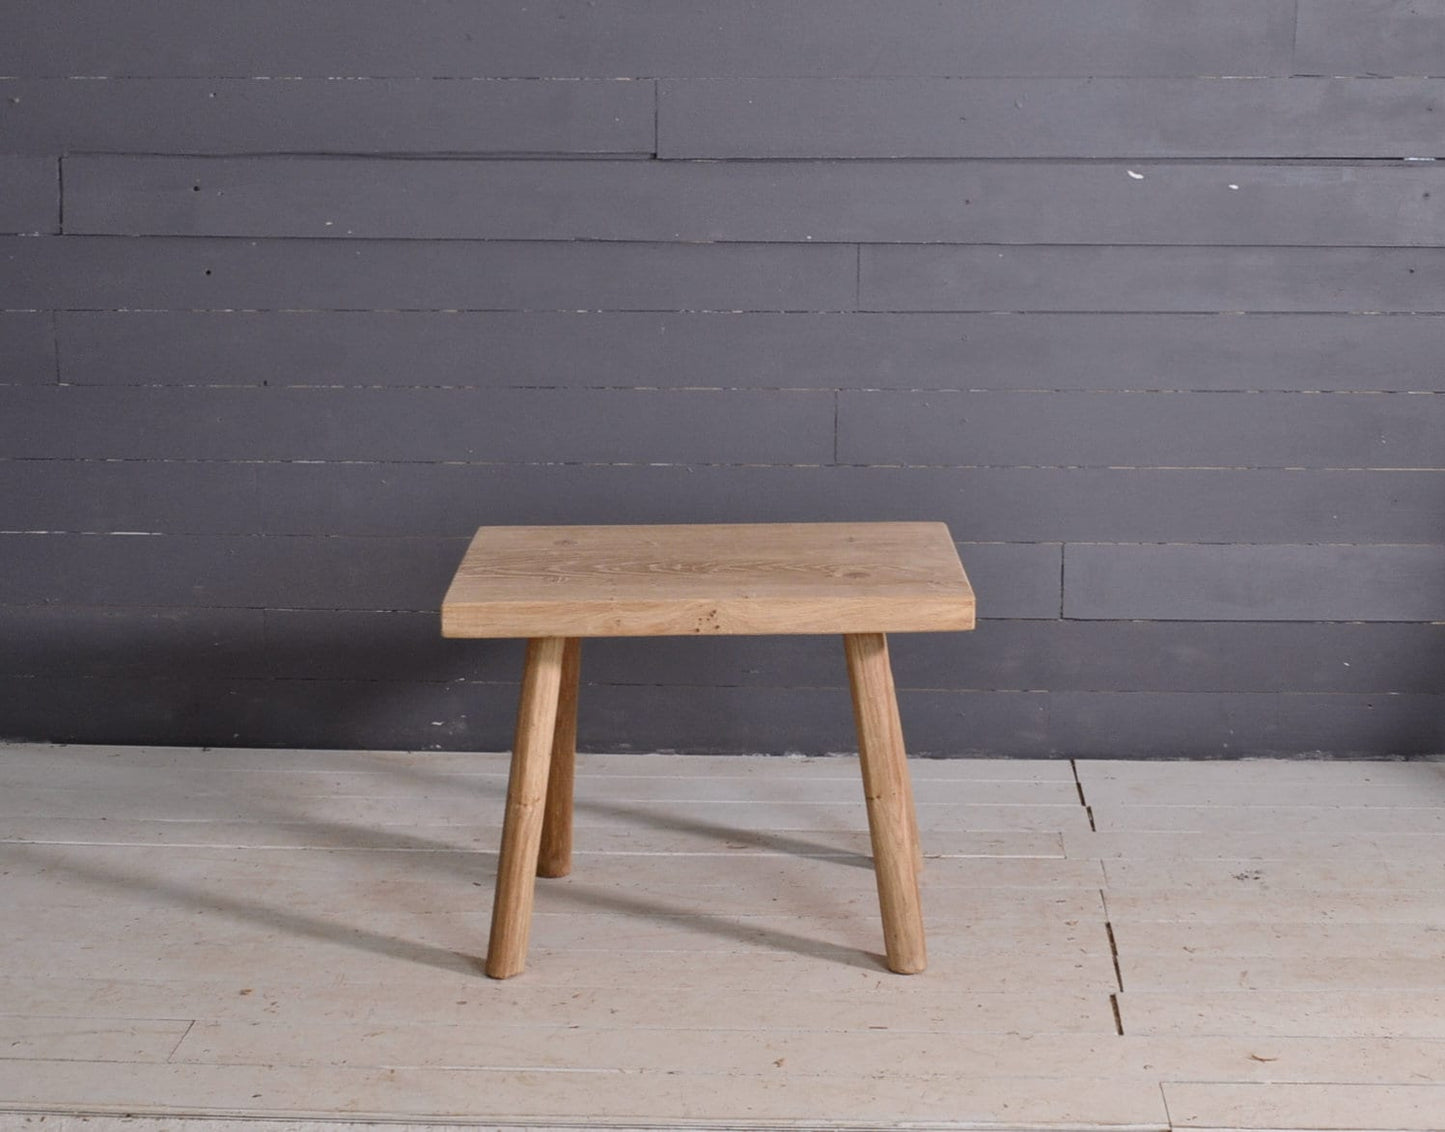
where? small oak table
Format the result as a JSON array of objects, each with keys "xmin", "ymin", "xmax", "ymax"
[{"xmin": 441, "ymin": 522, "xmax": 976, "ymax": 978}]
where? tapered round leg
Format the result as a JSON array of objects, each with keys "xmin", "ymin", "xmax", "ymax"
[
  {"xmin": 486, "ymin": 636, "xmax": 566, "ymax": 979},
  {"xmin": 844, "ymin": 632, "xmax": 926, "ymax": 974},
  {"xmin": 538, "ymin": 637, "xmax": 581, "ymax": 878}
]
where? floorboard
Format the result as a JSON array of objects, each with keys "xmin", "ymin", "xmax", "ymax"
[
  {"xmin": 2, "ymin": 742, "xmax": 1442, "ymax": 1132},
  {"xmin": 1162, "ymin": 1082, "xmax": 1445, "ymax": 1131}
]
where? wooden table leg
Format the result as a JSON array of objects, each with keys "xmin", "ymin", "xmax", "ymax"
[
  {"xmin": 844, "ymin": 632, "xmax": 926, "ymax": 975},
  {"xmin": 538, "ymin": 637, "xmax": 581, "ymax": 879},
  {"xmin": 486, "ymin": 636, "xmax": 567, "ymax": 979}
]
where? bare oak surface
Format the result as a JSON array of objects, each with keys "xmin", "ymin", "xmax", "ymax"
[
  {"xmin": 441, "ymin": 521, "xmax": 976, "ymax": 638},
  {"xmin": 443, "ymin": 521, "xmax": 975, "ymax": 978},
  {"xmin": 483, "ymin": 637, "xmax": 566, "ymax": 979}
]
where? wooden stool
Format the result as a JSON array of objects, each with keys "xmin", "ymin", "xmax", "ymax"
[{"xmin": 441, "ymin": 522, "xmax": 976, "ymax": 979}]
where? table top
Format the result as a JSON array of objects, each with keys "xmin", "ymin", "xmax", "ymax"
[{"xmin": 441, "ymin": 521, "xmax": 975, "ymax": 638}]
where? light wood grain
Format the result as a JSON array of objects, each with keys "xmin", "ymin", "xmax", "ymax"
[
  {"xmin": 845, "ymin": 632, "xmax": 926, "ymax": 974},
  {"xmin": 441, "ymin": 522, "xmax": 975, "ymax": 638},
  {"xmin": 485, "ymin": 637, "xmax": 565, "ymax": 979},
  {"xmin": 537, "ymin": 636, "xmax": 581, "ymax": 879},
  {"xmin": 445, "ymin": 523, "xmax": 967, "ymax": 981}
]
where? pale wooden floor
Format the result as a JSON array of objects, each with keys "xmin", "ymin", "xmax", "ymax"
[{"xmin": 2, "ymin": 743, "xmax": 1443, "ymax": 1132}]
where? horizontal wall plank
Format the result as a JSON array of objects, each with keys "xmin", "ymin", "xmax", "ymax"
[
  {"xmin": 1065, "ymin": 543, "xmax": 1445, "ymax": 622},
  {"xmin": 255, "ymin": 463, "xmax": 1445, "ymax": 544},
  {"xmin": 0, "ymin": 313, "xmax": 56, "ymax": 385},
  {"xmin": 0, "ymin": 676, "xmax": 504, "ymax": 751},
  {"xmin": 259, "ymin": 609, "xmax": 520, "ymax": 683},
  {"xmin": 0, "ymin": 533, "xmax": 1052, "ymax": 619},
  {"xmin": 660, "ymin": 77, "xmax": 1445, "ymax": 158},
  {"xmin": 269, "ymin": 613, "xmax": 1445, "ymax": 694},
  {"xmin": 0, "ymin": 237, "xmax": 855, "ymax": 312},
  {"xmin": 263, "ymin": 612, "xmax": 931, "ymax": 686},
  {"xmin": 0, "ymin": 460, "xmax": 261, "ymax": 533},
  {"xmin": 837, "ymin": 390, "xmax": 1445, "ymax": 469},
  {"xmin": 272, "ymin": 681, "xmax": 1061, "ymax": 757},
  {"xmin": 492, "ymin": 617, "xmax": 1445, "ymax": 695},
  {"xmin": 0, "ymin": 677, "xmax": 1048, "ymax": 756},
  {"xmin": 1047, "ymin": 692, "xmax": 1445, "ymax": 758},
  {"xmin": 895, "ymin": 622, "xmax": 1445, "ymax": 696},
  {"xmin": 0, "ymin": 157, "xmax": 58, "ymax": 235},
  {"xmin": 236, "ymin": 677, "xmax": 532, "ymax": 754},
  {"xmin": 0, "ymin": 0, "xmax": 1295, "ymax": 78},
  {"xmin": 0, "ymin": 387, "xmax": 835, "ymax": 463},
  {"xmin": 1296, "ymin": 0, "xmax": 1445, "ymax": 77},
  {"xmin": 912, "ymin": 467, "xmax": 1445, "ymax": 544},
  {"xmin": 860, "ymin": 245, "xmax": 1445, "ymax": 313},
  {"xmin": 0, "ymin": 533, "xmax": 468, "ymax": 610},
  {"xmin": 0, "ymin": 78, "xmax": 654, "ymax": 155},
  {"xmin": 66, "ymin": 157, "xmax": 1445, "ymax": 247},
  {"xmin": 0, "ymin": 676, "xmax": 249, "ymax": 748},
  {"xmin": 949, "ymin": 543, "xmax": 1061, "ymax": 620},
  {"xmin": 56, "ymin": 458, "xmax": 1445, "ymax": 546},
  {"xmin": 56, "ymin": 310, "xmax": 1445, "ymax": 393},
  {"xmin": 11, "ymin": 609, "xmax": 1444, "ymax": 695},
  {"xmin": 5, "ymin": 680, "xmax": 1440, "ymax": 757},
  {"xmin": 94, "ymin": 459, "xmax": 801, "ymax": 534},
  {"xmin": 0, "ymin": 606, "xmax": 266, "ymax": 679}
]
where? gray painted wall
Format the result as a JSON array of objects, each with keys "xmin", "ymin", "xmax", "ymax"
[{"xmin": 3, "ymin": 1, "xmax": 1444, "ymax": 757}]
